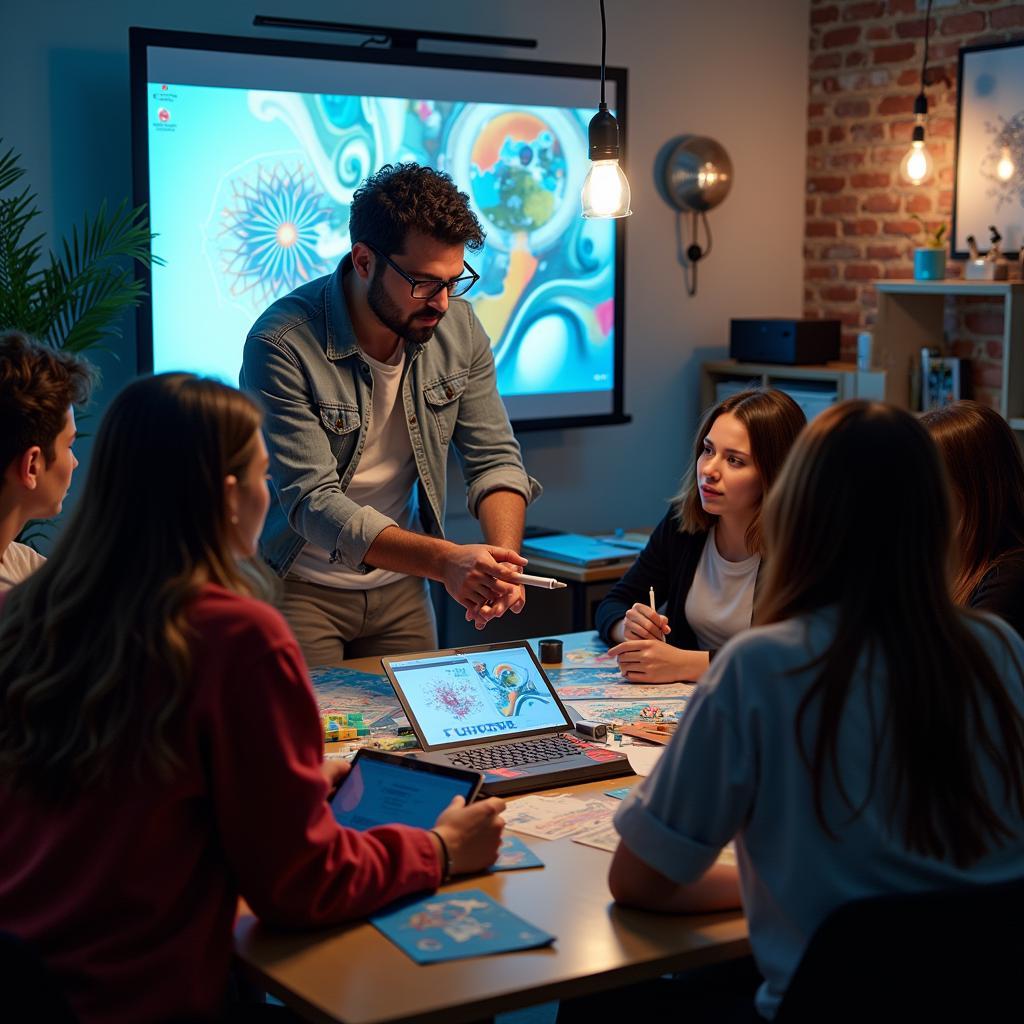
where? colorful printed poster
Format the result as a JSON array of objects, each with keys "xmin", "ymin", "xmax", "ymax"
[
  {"xmin": 371, "ymin": 890, "xmax": 555, "ymax": 963},
  {"xmin": 489, "ymin": 833, "xmax": 544, "ymax": 872}
]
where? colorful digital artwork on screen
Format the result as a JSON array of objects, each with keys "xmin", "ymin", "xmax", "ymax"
[{"xmin": 147, "ymin": 85, "xmax": 617, "ymax": 403}]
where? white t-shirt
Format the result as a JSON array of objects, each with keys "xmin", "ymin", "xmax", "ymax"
[
  {"xmin": 0, "ymin": 541, "xmax": 46, "ymax": 592},
  {"xmin": 614, "ymin": 609, "xmax": 1024, "ymax": 1019},
  {"xmin": 291, "ymin": 346, "xmax": 418, "ymax": 590},
  {"xmin": 683, "ymin": 525, "xmax": 760, "ymax": 650}
]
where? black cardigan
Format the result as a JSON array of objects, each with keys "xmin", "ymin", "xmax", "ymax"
[
  {"xmin": 596, "ymin": 510, "xmax": 759, "ymax": 655},
  {"xmin": 969, "ymin": 550, "xmax": 1024, "ymax": 640}
]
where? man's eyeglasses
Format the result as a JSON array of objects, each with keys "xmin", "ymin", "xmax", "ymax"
[{"xmin": 364, "ymin": 242, "xmax": 480, "ymax": 299}]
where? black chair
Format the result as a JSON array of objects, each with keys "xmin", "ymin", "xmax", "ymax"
[
  {"xmin": 0, "ymin": 931, "xmax": 78, "ymax": 1023},
  {"xmin": 774, "ymin": 877, "xmax": 1024, "ymax": 1022}
]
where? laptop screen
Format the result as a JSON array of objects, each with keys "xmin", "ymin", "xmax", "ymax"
[{"xmin": 385, "ymin": 643, "xmax": 572, "ymax": 749}]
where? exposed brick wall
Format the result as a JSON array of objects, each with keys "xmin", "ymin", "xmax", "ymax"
[{"xmin": 804, "ymin": 0, "xmax": 1024, "ymax": 407}]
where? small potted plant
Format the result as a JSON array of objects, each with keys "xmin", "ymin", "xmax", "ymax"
[{"xmin": 911, "ymin": 215, "xmax": 947, "ymax": 281}]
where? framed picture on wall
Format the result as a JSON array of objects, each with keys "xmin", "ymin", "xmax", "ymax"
[{"xmin": 951, "ymin": 39, "xmax": 1024, "ymax": 259}]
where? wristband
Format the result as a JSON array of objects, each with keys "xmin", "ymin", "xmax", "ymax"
[{"xmin": 430, "ymin": 829, "xmax": 452, "ymax": 883}]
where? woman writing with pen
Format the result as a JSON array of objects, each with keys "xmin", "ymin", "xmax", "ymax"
[{"xmin": 595, "ymin": 389, "xmax": 805, "ymax": 683}]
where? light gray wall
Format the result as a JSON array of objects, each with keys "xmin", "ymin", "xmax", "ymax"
[{"xmin": 3, "ymin": 0, "xmax": 809, "ymax": 538}]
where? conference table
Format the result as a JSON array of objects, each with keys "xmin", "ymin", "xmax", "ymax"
[{"xmin": 233, "ymin": 635, "xmax": 750, "ymax": 1024}]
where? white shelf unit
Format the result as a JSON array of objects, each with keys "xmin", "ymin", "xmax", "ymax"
[
  {"xmin": 700, "ymin": 360, "xmax": 886, "ymax": 416},
  {"xmin": 874, "ymin": 279, "xmax": 1024, "ymax": 429}
]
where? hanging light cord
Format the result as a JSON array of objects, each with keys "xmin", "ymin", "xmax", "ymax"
[
  {"xmin": 920, "ymin": 0, "xmax": 933, "ymax": 90},
  {"xmin": 677, "ymin": 211, "xmax": 713, "ymax": 297},
  {"xmin": 599, "ymin": 0, "xmax": 607, "ymax": 105}
]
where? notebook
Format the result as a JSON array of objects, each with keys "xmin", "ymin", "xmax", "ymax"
[
  {"xmin": 381, "ymin": 641, "xmax": 632, "ymax": 796},
  {"xmin": 520, "ymin": 533, "xmax": 637, "ymax": 567}
]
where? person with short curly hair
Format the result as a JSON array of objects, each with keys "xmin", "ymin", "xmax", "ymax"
[
  {"xmin": 0, "ymin": 331, "xmax": 94, "ymax": 590},
  {"xmin": 242, "ymin": 163, "xmax": 540, "ymax": 665}
]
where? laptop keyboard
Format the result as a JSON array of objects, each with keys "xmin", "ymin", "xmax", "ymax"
[{"xmin": 447, "ymin": 734, "xmax": 581, "ymax": 771}]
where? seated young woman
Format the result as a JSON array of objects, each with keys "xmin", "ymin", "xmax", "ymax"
[
  {"xmin": 595, "ymin": 389, "xmax": 805, "ymax": 683},
  {"xmin": 606, "ymin": 401, "xmax": 1024, "ymax": 1020},
  {"xmin": 0, "ymin": 374, "xmax": 505, "ymax": 1024},
  {"xmin": 921, "ymin": 400, "xmax": 1024, "ymax": 638}
]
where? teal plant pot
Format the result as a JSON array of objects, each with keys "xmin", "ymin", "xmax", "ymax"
[{"xmin": 914, "ymin": 248, "xmax": 945, "ymax": 280}]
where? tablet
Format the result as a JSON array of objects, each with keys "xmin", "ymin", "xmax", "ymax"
[{"xmin": 330, "ymin": 748, "xmax": 483, "ymax": 831}]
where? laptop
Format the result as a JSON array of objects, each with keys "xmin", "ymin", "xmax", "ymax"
[
  {"xmin": 520, "ymin": 533, "xmax": 637, "ymax": 567},
  {"xmin": 381, "ymin": 641, "xmax": 633, "ymax": 796}
]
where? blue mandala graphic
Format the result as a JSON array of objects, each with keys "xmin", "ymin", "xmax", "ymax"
[{"xmin": 219, "ymin": 163, "xmax": 332, "ymax": 303}]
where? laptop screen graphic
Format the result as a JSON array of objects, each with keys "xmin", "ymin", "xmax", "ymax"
[{"xmin": 388, "ymin": 647, "xmax": 569, "ymax": 748}]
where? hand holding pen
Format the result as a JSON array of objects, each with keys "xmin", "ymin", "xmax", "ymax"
[{"xmin": 620, "ymin": 588, "xmax": 670, "ymax": 642}]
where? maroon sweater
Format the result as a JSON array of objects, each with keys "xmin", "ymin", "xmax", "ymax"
[{"xmin": 0, "ymin": 584, "xmax": 440, "ymax": 1023}]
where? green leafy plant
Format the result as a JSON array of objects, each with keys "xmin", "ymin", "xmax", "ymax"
[
  {"xmin": 0, "ymin": 141, "xmax": 162, "ymax": 351},
  {"xmin": 911, "ymin": 214, "xmax": 947, "ymax": 250}
]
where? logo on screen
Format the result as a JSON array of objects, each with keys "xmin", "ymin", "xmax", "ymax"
[
  {"xmin": 157, "ymin": 108, "xmax": 171, "ymax": 123},
  {"xmin": 473, "ymin": 661, "xmax": 550, "ymax": 718}
]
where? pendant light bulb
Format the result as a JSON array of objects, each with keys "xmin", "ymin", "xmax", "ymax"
[
  {"xmin": 900, "ymin": 138, "xmax": 934, "ymax": 186},
  {"xmin": 581, "ymin": 159, "xmax": 632, "ymax": 219},
  {"xmin": 996, "ymin": 147, "xmax": 1016, "ymax": 182},
  {"xmin": 900, "ymin": 93, "xmax": 933, "ymax": 186},
  {"xmin": 582, "ymin": 0, "xmax": 632, "ymax": 219}
]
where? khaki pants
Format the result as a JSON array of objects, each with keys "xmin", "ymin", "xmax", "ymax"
[{"xmin": 281, "ymin": 573, "xmax": 438, "ymax": 667}]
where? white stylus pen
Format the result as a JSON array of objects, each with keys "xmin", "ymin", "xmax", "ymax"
[{"xmin": 507, "ymin": 572, "xmax": 568, "ymax": 590}]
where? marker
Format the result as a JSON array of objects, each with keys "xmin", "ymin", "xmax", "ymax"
[
  {"xmin": 649, "ymin": 586, "xmax": 667, "ymax": 642},
  {"xmin": 507, "ymin": 572, "xmax": 568, "ymax": 590}
]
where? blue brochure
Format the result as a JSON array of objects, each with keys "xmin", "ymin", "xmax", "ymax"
[
  {"xmin": 489, "ymin": 833, "xmax": 544, "ymax": 872},
  {"xmin": 371, "ymin": 889, "xmax": 555, "ymax": 963},
  {"xmin": 604, "ymin": 787, "xmax": 632, "ymax": 800}
]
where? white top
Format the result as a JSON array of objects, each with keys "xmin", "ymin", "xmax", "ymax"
[
  {"xmin": 614, "ymin": 609, "xmax": 1024, "ymax": 1019},
  {"xmin": 291, "ymin": 346, "xmax": 418, "ymax": 590},
  {"xmin": 683, "ymin": 525, "xmax": 760, "ymax": 650},
  {"xmin": 0, "ymin": 541, "xmax": 46, "ymax": 592}
]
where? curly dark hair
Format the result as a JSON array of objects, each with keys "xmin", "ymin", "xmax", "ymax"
[
  {"xmin": 0, "ymin": 331, "xmax": 94, "ymax": 474},
  {"xmin": 348, "ymin": 163, "xmax": 485, "ymax": 255}
]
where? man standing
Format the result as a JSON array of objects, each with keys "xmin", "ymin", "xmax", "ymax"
[{"xmin": 241, "ymin": 163, "xmax": 540, "ymax": 665}]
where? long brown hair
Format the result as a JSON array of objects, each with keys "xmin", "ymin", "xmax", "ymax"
[
  {"xmin": 758, "ymin": 401, "xmax": 1024, "ymax": 867},
  {"xmin": 0, "ymin": 374, "xmax": 264, "ymax": 799},
  {"xmin": 920, "ymin": 400, "xmax": 1024, "ymax": 603},
  {"xmin": 673, "ymin": 389, "xmax": 806, "ymax": 552}
]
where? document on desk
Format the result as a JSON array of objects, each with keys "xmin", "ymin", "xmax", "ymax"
[
  {"xmin": 371, "ymin": 889, "xmax": 554, "ymax": 963},
  {"xmin": 504, "ymin": 793, "xmax": 619, "ymax": 842},
  {"xmin": 624, "ymin": 744, "xmax": 664, "ymax": 777}
]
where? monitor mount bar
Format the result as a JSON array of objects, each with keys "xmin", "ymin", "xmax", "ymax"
[{"xmin": 252, "ymin": 15, "xmax": 538, "ymax": 52}]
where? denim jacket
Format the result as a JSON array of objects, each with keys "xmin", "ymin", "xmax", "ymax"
[{"xmin": 240, "ymin": 256, "xmax": 542, "ymax": 577}]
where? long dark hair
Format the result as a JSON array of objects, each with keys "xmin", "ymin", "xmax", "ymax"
[
  {"xmin": 673, "ymin": 389, "xmax": 806, "ymax": 552},
  {"xmin": 0, "ymin": 374, "xmax": 264, "ymax": 800},
  {"xmin": 920, "ymin": 400, "xmax": 1024, "ymax": 604},
  {"xmin": 758, "ymin": 401, "xmax": 1024, "ymax": 868}
]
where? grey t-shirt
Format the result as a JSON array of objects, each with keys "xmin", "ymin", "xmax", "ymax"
[{"xmin": 615, "ymin": 609, "xmax": 1024, "ymax": 1019}]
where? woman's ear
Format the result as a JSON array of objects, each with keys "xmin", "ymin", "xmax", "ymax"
[{"xmin": 223, "ymin": 474, "xmax": 240, "ymax": 526}]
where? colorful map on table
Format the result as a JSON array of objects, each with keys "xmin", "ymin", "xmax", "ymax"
[
  {"xmin": 531, "ymin": 635, "xmax": 610, "ymax": 668},
  {"xmin": 551, "ymin": 667, "xmax": 693, "ymax": 701},
  {"xmin": 371, "ymin": 889, "xmax": 554, "ymax": 963},
  {"xmin": 309, "ymin": 666, "xmax": 403, "ymax": 724},
  {"xmin": 564, "ymin": 698, "xmax": 691, "ymax": 725}
]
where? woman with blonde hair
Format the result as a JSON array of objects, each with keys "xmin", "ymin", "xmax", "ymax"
[
  {"xmin": 0, "ymin": 374, "xmax": 504, "ymax": 1023},
  {"xmin": 602, "ymin": 401, "xmax": 1024, "ymax": 1020},
  {"xmin": 921, "ymin": 399, "xmax": 1024, "ymax": 638},
  {"xmin": 596, "ymin": 389, "xmax": 805, "ymax": 682}
]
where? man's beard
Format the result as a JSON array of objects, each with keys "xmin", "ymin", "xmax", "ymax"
[{"xmin": 367, "ymin": 265, "xmax": 444, "ymax": 346}]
